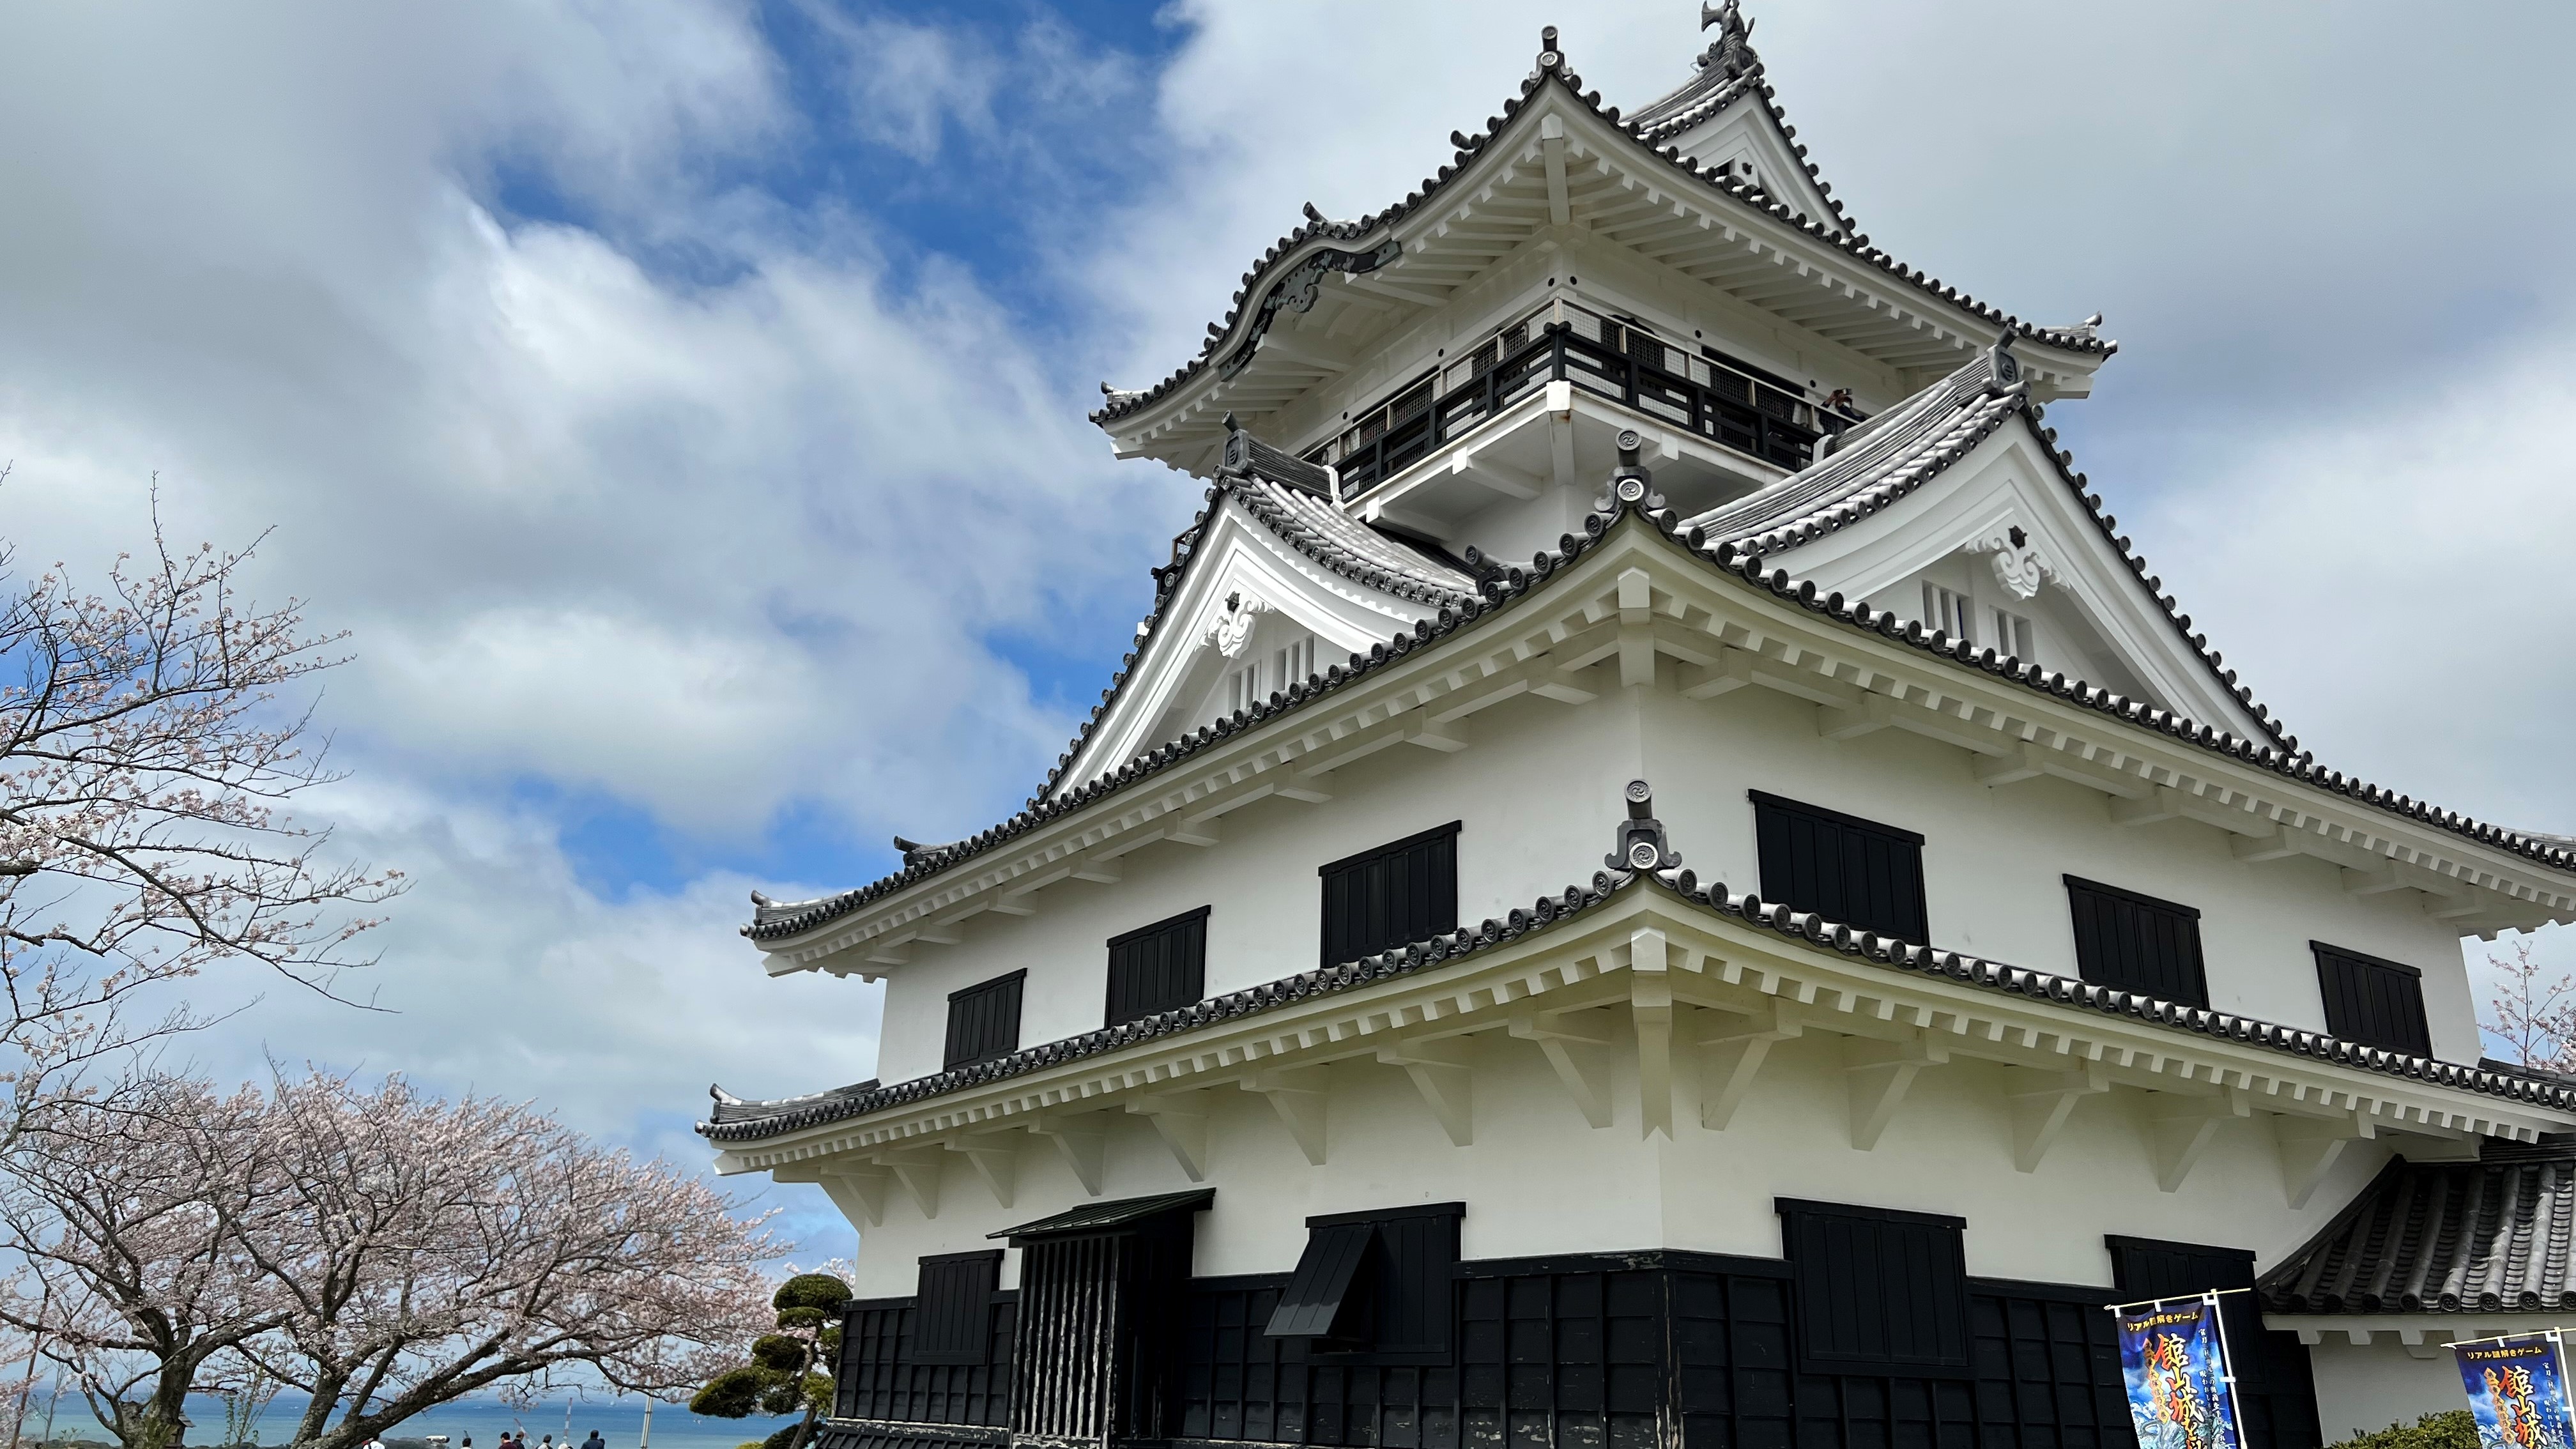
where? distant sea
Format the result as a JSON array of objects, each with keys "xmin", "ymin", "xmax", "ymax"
[{"xmin": 19, "ymin": 1392, "xmax": 801, "ymax": 1449}]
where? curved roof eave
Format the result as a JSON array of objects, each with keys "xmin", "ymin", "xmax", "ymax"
[
  {"xmin": 710, "ymin": 831, "xmax": 2576, "ymax": 1146},
  {"xmin": 744, "ymin": 495, "xmax": 2576, "ymax": 954},
  {"xmin": 1092, "ymin": 35, "xmax": 2112, "ymax": 437},
  {"xmin": 1683, "ymin": 342, "xmax": 2281, "ymax": 746}
]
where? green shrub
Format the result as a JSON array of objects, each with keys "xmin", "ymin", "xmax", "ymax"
[{"xmin": 2327, "ymin": 1410, "xmax": 2478, "ymax": 1449}]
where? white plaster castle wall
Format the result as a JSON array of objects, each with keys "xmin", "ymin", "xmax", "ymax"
[
  {"xmin": 838, "ymin": 1000, "xmax": 2396, "ymax": 1300},
  {"xmin": 841, "ymin": 668, "xmax": 2471, "ymax": 1305},
  {"xmin": 2304, "ymin": 1338, "xmax": 2476, "ymax": 1439},
  {"xmin": 871, "ymin": 688, "xmax": 1638, "ymax": 1086},
  {"xmin": 873, "ymin": 645, "xmax": 2477, "ymax": 1089},
  {"xmin": 1635, "ymin": 682, "xmax": 2481, "ymax": 1061}
]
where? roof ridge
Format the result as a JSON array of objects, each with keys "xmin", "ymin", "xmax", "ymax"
[
  {"xmin": 2260, "ymin": 1154, "xmax": 2576, "ymax": 1314},
  {"xmin": 707, "ymin": 779, "xmax": 2575, "ymax": 1146},
  {"xmin": 1092, "ymin": 35, "xmax": 2105, "ymax": 427},
  {"xmin": 1680, "ymin": 338, "xmax": 2290, "ymax": 749},
  {"xmin": 742, "ymin": 498, "xmax": 2576, "ymax": 948},
  {"xmin": 708, "ymin": 858, "xmax": 1646, "ymax": 1141}
]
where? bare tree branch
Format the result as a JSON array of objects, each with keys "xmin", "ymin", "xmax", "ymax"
[{"xmin": 0, "ymin": 486, "xmax": 404, "ymax": 1139}]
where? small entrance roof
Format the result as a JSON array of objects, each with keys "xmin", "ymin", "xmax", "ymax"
[{"xmin": 990, "ymin": 1189, "xmax": 1216, "ymax": 1245}]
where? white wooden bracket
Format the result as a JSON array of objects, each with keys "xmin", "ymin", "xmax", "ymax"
[
  {"xmin": 2004, "ymin": 1062, "xmax": 2109, "ymax": 1173},
  {"xmin": 1507, "ymin": 1007, "xmax": 1616, "ymax": 1130},
  {"xmin": 882, "ymin": 1147, "xmax": 945, "ymax": 1219},
  {"xmin": 2274, "ymin": 1112, "xmax": 2376, "ymax": 1209},
  {"xmin": 1697, "ymin": 999, "xmax": 1802, "ymax": 1130},
  {"xmin": 1631, "ymin": 928, "xmax": 1674, "ymax": 1138},
  {"xmin": 1241, "ymin": 1068, "xmax": 1332, "ymax": 1166},
  {"xmin": 1844, "ymin": 1036, "xmax": 1947, "ymax": 1151},
  {"xmin": 2145, "ymin": 1088, "xmax": 2250, "ymax": 1193},
  {"xmin": 1379, "ymin": 1038, "xmax": 1476, "ymax": 1147},
  {"xmin": 1128, "ymin": 1089, "xmax": 1213, "ymax": 1181},
  {"xmin": 953, "ymin": 1133, "xmax": 1019, "ymax": 1209},
  {"xmin": 1027, "ymin": 1115, "xmax": 1110, "ymax": 1197}
]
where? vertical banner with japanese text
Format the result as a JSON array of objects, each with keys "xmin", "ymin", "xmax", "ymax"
[
  {"xmin": 2455, "ymin": 1333, "xmax": 2576, "ymax": 1449},
  {"xmin": 2115, "ymin": 1294, "xmax": 2248, "ymax": 1449}
]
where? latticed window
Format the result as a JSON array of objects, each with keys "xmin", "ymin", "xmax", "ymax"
[
  {"xmin": 1991, "ymin": 606, "xmax": 2034, "ymax": 659},
  {"xmin": 1751, "ymin": 792, "xmax": 1929, "ymax": 943},
  {"xmin": 1923, "ymin": 581, "xmax": 1974, "ymax": 643}
]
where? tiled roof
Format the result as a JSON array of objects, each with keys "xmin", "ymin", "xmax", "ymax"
[
  {"xmin": 1229, "ymin": 473, "xmax": 1481, "ymax": 609},
  {"xmin": 1689, "ymin": 340, "xmax": 2297, "ymax": 742},
  {"xmin": 1091, "ymin": 28, "xmax": 2109, "ymax": 429},
  {"xmin": 707, "ymin": 1078, "xmax": 877, "ymax": 1126},
  {"xmin": 709, "ymin": 865, "xmax": 1637, "ymax": 1140},
  {"xmin": 743, "ymin": 441, "xmax": 1480, "ymax": 941},
  {"xmin": 741, "ymin": 486, "xmax": 2576, "ymax": 951},
  {"xmin": 1626, "ymin": 0, "xmax": 1858, "ymax": 236},
  {"xmin": 2259, "ymin": 1149, "xmax": 2576, "ymax": 1315},
  {"xmin": 1039, "ymin": 428, "xmax": 1475, "ymax": 802},
  {"xmin": 1678, "ymin": 340, "xmax": 2290, "ymax": 747},
  {"xmin": 989, "ymin": 1187, "xmax": 1214, "ymax": 1243},
  {"xmin": 1684, "ymin": 347, "xmax": 2023, "ymax": 550},
  {"xmin": 704, "ymin": 784, "xmax": 2576, "ymax": 1146}
]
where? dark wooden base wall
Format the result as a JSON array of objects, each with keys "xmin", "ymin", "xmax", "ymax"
[{"xmin": 826, "ymin": 1250, "xmax": 2320, "ymax": 1449}]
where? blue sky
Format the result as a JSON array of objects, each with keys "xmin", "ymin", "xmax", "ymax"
[{"xmin": 2, "ymin": 0, "xmax": 2573, "ymax": 1260}]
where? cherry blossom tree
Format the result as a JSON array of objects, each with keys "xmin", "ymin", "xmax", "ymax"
[
  {"xmin": 0, "ymin": 494, "xmax": 402, "ymax": 1133},
  {"xmin": 0, "ymin": 1071, "xmax": 779, "ymax": 1449},
  {"xmin": 2485, "ymin": 936, "xmax": 2576, "ymax": 1073},
  {"xmin": 0, "ymin": 1073, "xmax": 287, "ymax": 1449}
]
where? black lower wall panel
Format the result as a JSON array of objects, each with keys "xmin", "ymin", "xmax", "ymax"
[
  {"xmin": 1178, "ymin": 1259, "xmax": 2140, "ymax": 1449},
  {"xmin": 843, "ymin": 1253, "xmax": 2159, "ymax": 1449},
  {"xmin": 838, "ymin": 1295, "xmax": 1018, "ymax": 1427}
]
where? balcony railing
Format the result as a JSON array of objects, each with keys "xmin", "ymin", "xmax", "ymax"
[{"xmin": 1303, "ymin": 298, "xmax": 1842, "ymax": 502}]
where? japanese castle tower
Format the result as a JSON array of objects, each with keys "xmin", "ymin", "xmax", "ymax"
[{"xmin": 704, "ymin": 13, "xmax": 2576, "ymax": 1448}]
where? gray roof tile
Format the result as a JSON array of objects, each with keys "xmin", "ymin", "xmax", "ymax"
[{"xmin": 2261, "ymin": 1149, "xmax": 2576, "ymax": 1314}]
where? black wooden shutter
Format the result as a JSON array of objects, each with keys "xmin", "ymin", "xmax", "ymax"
[
  {"xmin": 2108, "ymin": 1236, "xmax": 2322, "ymax": 1449},
  {"xmin": 2312, "ymin": 943, "xmax": 2432, "ymax": 1055},
  {"xmin": 1319, "ymin": 822, "xmax": 1460, "ymax": 967},
  {"xmin": 1749, "ymin": 792, "xmax": 1929, "ymax": 942},
  {"xmin": 1368, "ymin": 1207, "xmax": 1461, "ymax": 1355},
  {"xmin": 1106, "ymin": 907, "xmax": 1211, "ymax": 1027},
  {"xmin": 1264, "ymin": 1202, "xmax": 1462, "ymax": 1360},
  {"xmin": 911, "ymin": 1250, "xmax": 1002, "ymax": 1365},
  {"xmin": 1264, "ymin": 1221, "xmax": 1376, "ymax": 1342},
  {"xmin": 943, "ymin": 970, "xmax": 1025, "ymax": 1070},
  {"xmin": 1777, "ymin": 1199, "xmax": 1972, "ymax": 1377},
  {"xmin": 2064, "ymin": 877, "xmax": 2208, "ymax": 1006}
]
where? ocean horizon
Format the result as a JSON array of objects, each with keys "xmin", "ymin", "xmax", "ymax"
[{"xmin": 17, "ymin": 1390, "xmax": 802, "ymax": 1449}]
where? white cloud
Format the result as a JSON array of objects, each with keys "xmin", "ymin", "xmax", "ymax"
[
  {"xmin": 0, "ymin": 0, "xmax": 1184, "ymax": 1200},
  {"xmin": 2134, "ymin": 330, "xmax": 2576, "ymax": 836},
  {"xmin": 153, "ymin": 773, "xmax": 878, "ymax": 1254},
  {"xmin": 4, "ymin": 0, "xmax": 2575, "ymax": 1200},
  {"xmin": 0, "ymin": 1, "xmax": 1179, "ymax": 839}
]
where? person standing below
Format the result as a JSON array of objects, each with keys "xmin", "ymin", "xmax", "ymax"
[{"xmin": 581, "ymin": 1432, "xmax": 605, "ymax": 1449}]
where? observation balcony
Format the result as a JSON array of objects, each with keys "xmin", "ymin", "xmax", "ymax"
[{"xmin": 1298, "ymin": 298, "xmax": 1860, "ymax": 537}]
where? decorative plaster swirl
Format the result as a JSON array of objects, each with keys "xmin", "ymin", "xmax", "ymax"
[
  {"xmin": 1968, "ymin": 525, "xmax": 2053, "ymax": 601},
  {"xmin": 1206, "ymin": 592, "xmax": 1270, "ymax": 658}
]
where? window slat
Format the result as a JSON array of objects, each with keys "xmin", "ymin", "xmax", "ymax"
[
  {"xmin": 1319, "ymin": 823, "xmax": 1461, "ymax": 967},
  {"xmin": 2062, "ymin": 877, "xmax": 2207, "ymax": 1008}
]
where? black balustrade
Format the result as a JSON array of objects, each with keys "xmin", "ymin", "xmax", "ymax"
[{"xmin": 1306, "ymin": 303, "xmax": 1827, "ymax": 501}]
